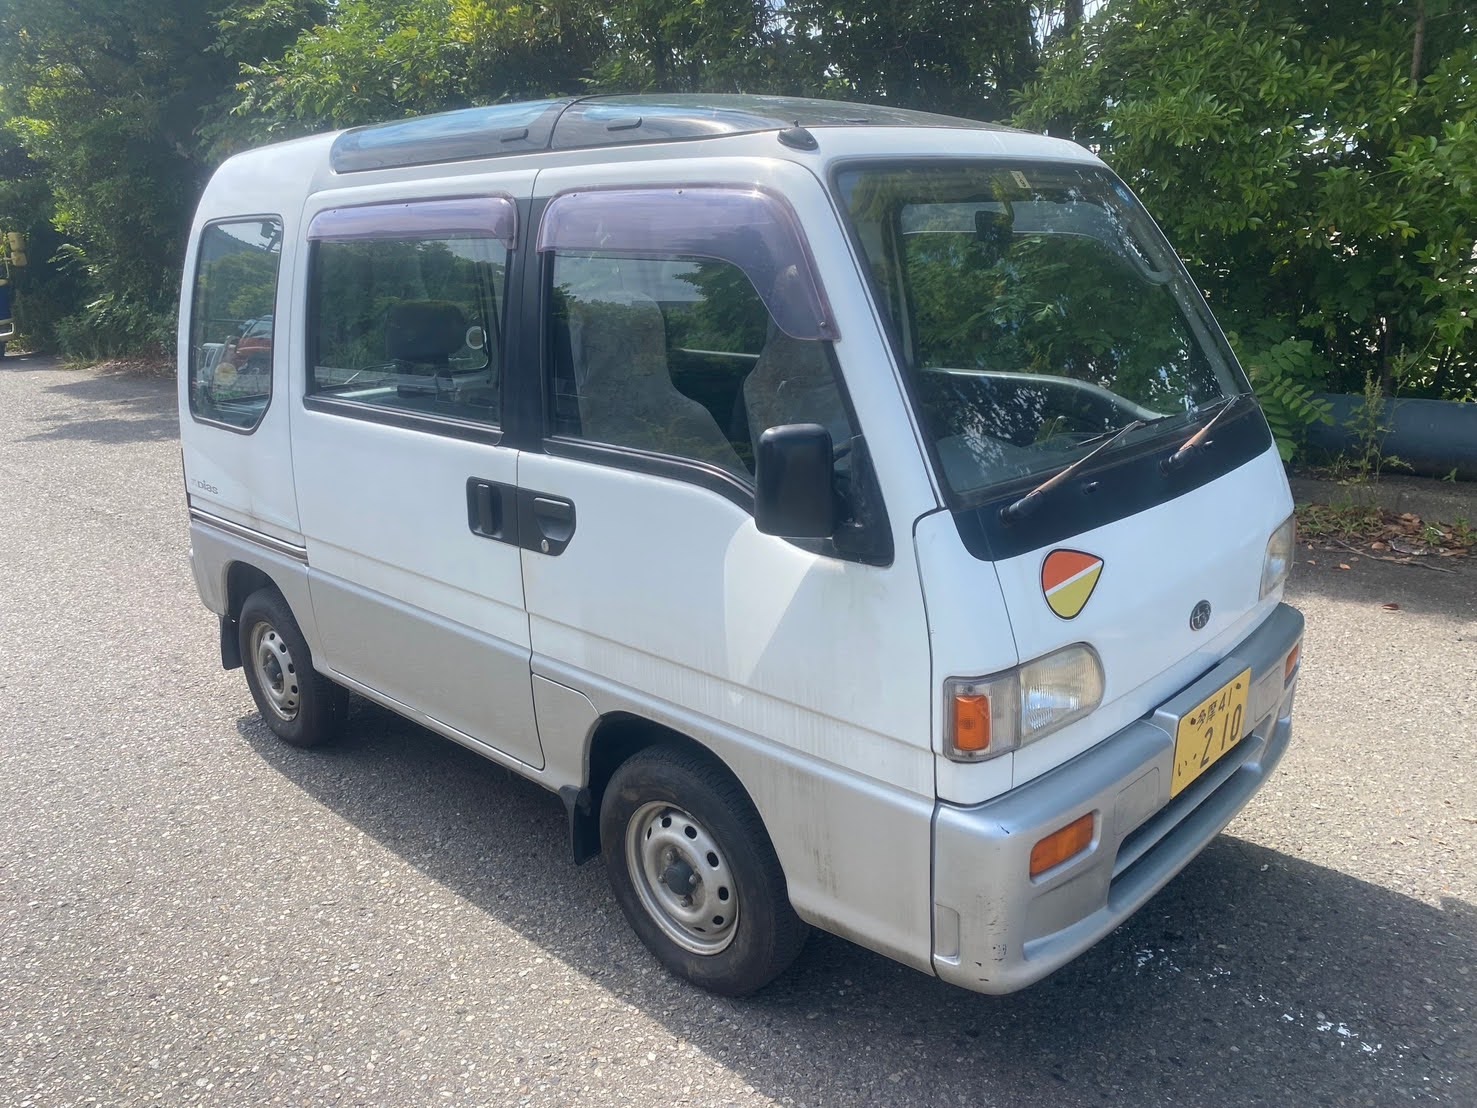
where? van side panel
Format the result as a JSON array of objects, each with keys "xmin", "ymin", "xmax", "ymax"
[
  {"xmin": 514, "ymin": 156, "xmax": 943, "ymax": 971},
  {"xmin": 289, "ymin": 424, "xmax": 530, "ymax": 663},
  {"xmin": 287, "ymin": 170, "xmax": 544, "ymax": 770}
]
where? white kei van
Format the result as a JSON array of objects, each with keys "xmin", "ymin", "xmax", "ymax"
[{"xmin": 179, "ymin": 95, "xmax": 1304, "ymax": 997}]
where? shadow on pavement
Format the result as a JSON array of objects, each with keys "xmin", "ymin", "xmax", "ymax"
[
  {"xmin": 23, "ymin": 414, "xmax": 178, "ymax": 445},
  {"xmin": 18, "ymin": 365, "xmax": 177, "ymax": 445},
  {"xmin": 1288, "ymin": 553, "xmax": 1477, "ymax": 622},
  {"xmin": 0, "ymin": 352, "xmax": 68, "ymax": 372},
  {"xmin": 240, "ymin": 704, "xmax": 1476, "ymax": 1107}
]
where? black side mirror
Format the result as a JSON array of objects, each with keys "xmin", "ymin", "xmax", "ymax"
[{"xmin": 755, "ymin": 423, "xmax": 836, "ymax": 538}]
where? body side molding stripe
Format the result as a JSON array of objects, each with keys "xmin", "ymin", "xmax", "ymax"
[{"xmin": 189, "ymin": 506, "xmax": 309, "ymax": 563}]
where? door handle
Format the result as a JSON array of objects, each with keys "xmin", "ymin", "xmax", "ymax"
[
  {"xmin": 466, "ymin": 478, "xmax": 519, "ymax": 544},
  {"xmin": 518, "ymin": 490, "xmax": 576, "ymax": 555}
]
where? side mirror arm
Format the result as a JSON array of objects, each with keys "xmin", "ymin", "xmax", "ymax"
[{"xmin": 831, "ymin": 435, "xmax": 893, "ymax": 565}]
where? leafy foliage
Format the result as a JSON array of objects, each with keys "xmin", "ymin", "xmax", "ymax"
[
  {"xmin": 0, "ymin": 0, "xmax": 322, "ymax": 353},
  {"xmin": 0, "ymin": 3, "xmax": 227, "ymax": 338},
  {"xmin": 596, "ymin": 1, "xmax": 792, "ymax": 93},
  {"xmin": 0, "ymin": 130, "xmax": 86, "ymax": 348},
  {"xmin": 780, "ymin": 1, "xmax": 1039, "ymax": 117},
  {"xmin": 227, "ymin": 0, "xmax": 606, "ymax": 139},
  {"xmin": 1238, "ymin": 337, "xmax": 1335, "ymax": 461},
  {"xmin": 1016, "ymin": 0, "xmax": 1477, "ymax": 411}
]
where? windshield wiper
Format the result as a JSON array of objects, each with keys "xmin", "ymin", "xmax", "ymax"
[
  {"xmin": 1000, "ymin": 417, "xmax": 1160, "ymax": 524},
  {"xmin": 1159, "ymin": 391, "xmax": 1255, "ymax": 475}
]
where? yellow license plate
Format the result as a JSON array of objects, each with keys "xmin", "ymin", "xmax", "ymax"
[{"xmin": 1171, "ymin": 669, "xmax": 1252, "ymax": 797}]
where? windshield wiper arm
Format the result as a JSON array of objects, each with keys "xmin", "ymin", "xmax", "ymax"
[
  {"xmin": 1000, "ymin": 418, "xmax": 1151, "ymax": 524},
  {"xmin": 1160, "ymin": 391, "xmax": 1255, "ymax": 475}
]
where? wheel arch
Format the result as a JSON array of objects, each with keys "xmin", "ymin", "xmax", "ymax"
[
  {"xmin": 219, "ymin": 561, "xmax": 281, "ymax": 669},
  {"xmin": 565, "ymin": 712, "xmax": 766, "ymax": 869}
]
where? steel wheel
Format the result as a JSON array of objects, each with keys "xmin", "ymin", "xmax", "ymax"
[
  {"xmin": 237, "ymin": 588, "xmax": 345, "ymax": 748},
  {"xmin": 625, "ymin": 801, "xmax": 739, "ymax": 955},
  {"xmin": 600, "ymin": 744, "xmax": 809, "ymax": 994},
  {"xmin": 247, "ymin": 619, "xmax": 300, "ymax": 723}
]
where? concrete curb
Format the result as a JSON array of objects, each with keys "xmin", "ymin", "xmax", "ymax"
[{"xmin": 1290, "ymin": 473, "xmax": 1477, "ymax": 524}]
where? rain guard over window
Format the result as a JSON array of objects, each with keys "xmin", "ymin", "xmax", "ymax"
[
  {"xmin": 308, "ymin": 197, "xmax": 516, "ymax": 247},
  {"xmin": 537, "ymin": 188, "xmax": 837, "ymax": 342}
]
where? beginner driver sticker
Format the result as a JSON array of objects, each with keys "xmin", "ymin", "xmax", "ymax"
[{"xmin": 1042, "ymin": 550, "xmax": 1103, "ymax": 620}]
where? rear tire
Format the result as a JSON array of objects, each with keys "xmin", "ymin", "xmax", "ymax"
[
  {"xmin": 238, "ymin": 588, "xmax": 346, "ymax": 748},
  {"xmin": 600, "ymin": 744, "xmax": 809, "ymax": 996}
]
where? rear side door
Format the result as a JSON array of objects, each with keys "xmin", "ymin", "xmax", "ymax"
[
  {"xmin": 181, "ymin": 213, "xmax": 297, "ymax": 539},
  {"xmin": 289, "ymin": 181, "xmax": 543, "ymax": 768}
]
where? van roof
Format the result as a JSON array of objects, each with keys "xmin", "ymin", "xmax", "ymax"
[{"xmin": 330, "ymin": 94, "xmax": 1011, "ymax": 174}]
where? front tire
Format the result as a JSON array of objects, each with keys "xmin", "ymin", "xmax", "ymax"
[
  {"xmin": 238, "ymin": 588, "xmax": 346, "ymax": 748},
  {"xmin": 600, "ymin": 745, "xmax": 809, "ymax": 996}
]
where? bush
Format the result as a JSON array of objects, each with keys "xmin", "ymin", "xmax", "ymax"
[
  {"xmin": 53, "ymin": 294, "xmax": 176, "ymax": 363},
  {"xmin": 1016, "ymin": 0, "xmax": 1477, "ymax": 404},
  {"xmin": 1235, "ymin": 335, "xmax": 1333, "ymax": 462}
]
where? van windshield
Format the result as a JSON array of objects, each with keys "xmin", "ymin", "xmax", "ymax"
[{"xmin": 834, "ymin": 162, "xmax": 1249, "ymax": 501}]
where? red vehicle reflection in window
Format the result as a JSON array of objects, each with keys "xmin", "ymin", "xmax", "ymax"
[{"xmin": 234, "ymin": 315, "xmax": 273, "ymax": 369}]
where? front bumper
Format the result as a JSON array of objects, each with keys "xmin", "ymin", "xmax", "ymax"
[{"xmin": 932, "ymin": 602, "xmax": 1303, "ymax": 994}]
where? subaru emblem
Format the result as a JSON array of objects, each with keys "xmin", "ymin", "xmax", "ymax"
[{"xmin": 1189, "ymin": 600, "xmax": 1212, "ymax": 631}]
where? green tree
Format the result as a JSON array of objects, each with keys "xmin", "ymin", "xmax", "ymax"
[
  {"xmin": 227, "ymin": 1, "xmax": 1052, "ymax": 133},
  {"xmin": 0, "ymin": 130, "xmax": 85, "ymax": 347},
  {"xmin": 0, "ymin": 0, "xmax": 322, "ymax": 352},
  {"xmin": 597, "ymin": 1, "xmax": 795, "ymax": 93},
  {"xmin": 1016, "ymin": 0, "xmax": 1477, "ymax": 405},
  {"xmin": 782, "ymin": 0, "xmax": 1040, "ymax": 118},
  {"xmin": 229, "ymin": 0, "xmax": 606, "ymax": 137},
  {"xmin": 0, "ymin": 1, "xmax": 217, "ymax": 346}
]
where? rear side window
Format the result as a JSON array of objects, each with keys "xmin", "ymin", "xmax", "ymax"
[
  {"xmin": 188, "ymin": 219, "xmax": 282, "ymax": 430},
  {"xmin": 309, "ymin": 235, "xmax": 507, "ymax": 426}
]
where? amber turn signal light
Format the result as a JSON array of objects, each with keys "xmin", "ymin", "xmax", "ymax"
[
  {"xmin": 1284, "ymin": 642, "xmax": 1301, "ymax": 685},
  {"xmin": 952, "ymin": 693, "xmax": 992, "ymax": 753},
  {"xmin": 1030, "ymin": 812, "xmax": 1095, "ymax": 878}
]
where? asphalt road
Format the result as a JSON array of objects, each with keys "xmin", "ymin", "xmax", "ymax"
[{"xmin": 2, "ymin": 354, "xmax": 1473, "ymax": 1107}]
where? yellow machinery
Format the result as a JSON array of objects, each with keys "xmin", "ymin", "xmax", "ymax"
[{"xmin": 0, "ymin": 231, "xmax": 27, "ymax": 356}]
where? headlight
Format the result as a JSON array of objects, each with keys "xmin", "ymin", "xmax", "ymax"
[
  {"xmin": 1018, "ymin": 646, "xmax": 1106, "ymax": 741},
  {"xmin": 945, "ymin": 645, "xmax": 1105, "ymax": 762},
  {"xmin": 1261, "ymin": 514, "xmax": 1295, "ymax": 599}
]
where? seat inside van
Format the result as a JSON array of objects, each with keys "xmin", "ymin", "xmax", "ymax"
[
  {"xmin": 562, "ymin": 288, "xmax": 749, "ymax": 478},
  {"xmin": 386, "ymin": 299, "xmax": 466, "ymax": 398},
  {"xmin": 742, "ymin": 322, "xmax": 853, "ymax": 461}
]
